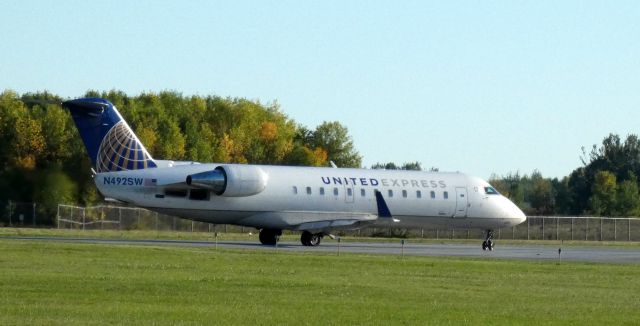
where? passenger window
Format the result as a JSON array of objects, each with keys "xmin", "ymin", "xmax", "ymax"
[
  {"xmin": 333, "ymin": 188, "xmax": 339, "ymax": 196},
  {"xmin": 416, "ymin": 190, "xmax": 422, "ymax": 198},
  {"xmin": 306, "ymin": 186, "xmax": 312, "ymax": 195},
  {"xmin": 319, "ymin": 187, "xmax": 325, "ymax": 195},
  {"xmin": 388, "ymin": 190, "xmax": 394, "ymax": 197},
  {"xmin": 402, "ymin": 190, "xmax": 407, "ymax": 198},
  {"xmin": 361, "ymin": 189, "xmax": 366, "ymax": 197},
  {"xmin": 444, "ymin": 191, "xmax": 449, "ymax": 199},
  {"xmin": 189, "ymin": 189, "xmax": 209, "ymax": 200},
  {"xmin": 293, "ymin": 186, "xmax": 298, "ymax": 194},
  {"xmin": 347, "ymin": 188, "xmax": 353, "ymax": 196},
  {"xmin": 430, "ymin": 191, "xmax": 436, "ymax": 199}
]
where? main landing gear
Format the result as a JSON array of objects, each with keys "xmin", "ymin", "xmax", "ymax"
[
  {"xmin": 300, "ymin": 231, "xmax": 323, "ymax": 246},
  {"xmin": 259, "ymin": 228, "xmax": 281, "ymax": 245},
  {"xmin": 482, "ymin": 230, "xmax": 495, "ymax": 251}
]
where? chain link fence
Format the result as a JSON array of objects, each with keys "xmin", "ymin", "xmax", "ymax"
[
  {"xmin": 51, "ymin": 204, "xmax": 640, "ymax": 242},
  {"xmin": 1, "ymin": 201, "xmax": 39, "ymax": 227},
  {"xmin": 56, "ymin": 204, "xmax": 248, "ymax": 233}
]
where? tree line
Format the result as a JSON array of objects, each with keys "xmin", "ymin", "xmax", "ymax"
[
  {"xmin": 2, "ymin": 89, "xmax": 639, "ymax": 224},
  {"xmin": 487, "ymin": 134, "xmax": 640, "ymax": 217},
  {"xmin": 0, "ymin": 90, "xmax": 362, "ymax": 224},
  {"xmin": 369, "ymin": 136, "xmax": 640, "ymax": 217}
]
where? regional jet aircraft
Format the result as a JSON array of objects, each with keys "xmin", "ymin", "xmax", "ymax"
[{"xmin": 63, "ymin": 98, "xmax": 526, "ymax": 250}]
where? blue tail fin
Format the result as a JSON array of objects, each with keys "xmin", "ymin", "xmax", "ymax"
[{"xmin": 63, "ymin": 98, "xmax": 157, "ymax": 172}]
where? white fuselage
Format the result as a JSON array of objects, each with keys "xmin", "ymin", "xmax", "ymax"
[{"xmin": 96, "ymin": 164, "xmax": 526, "ymax": 231}]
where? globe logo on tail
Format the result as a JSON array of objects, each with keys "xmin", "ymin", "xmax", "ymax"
[{"xmin": 96, "ymin": 122, "xmax": 156, "ymax": 172}]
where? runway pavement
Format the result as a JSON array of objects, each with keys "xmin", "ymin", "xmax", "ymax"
[{"xmin": 3, "ymin": 236, "xmax": 640, "ymax": 263}]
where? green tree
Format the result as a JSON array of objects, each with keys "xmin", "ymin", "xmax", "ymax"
[
  {"xmin": 33, "ymin": 168, "xmax": 78, "ymax": 224},
  {"xmin": 551, "ymin": 177, "xmax": 572, "ymax": 215},
  {"xmin": 590, "ymin": 171, "xmax": 617, "ymax": 216},
  {"xmin": 401, "ymin": 162, "xmax": 422, "ymax": 171},
  {"xmin": 372, "ymin": 162, "xmax": 399, "ymax": 170},
  {"xmin": 615, "ymin": 173, "xmax": 640, "ymax": 217},
  {"xmin": 371, "ymin": 162, "xmax": 422, "ymax": 170},
  {"xmin": 313, "ymin": 121, "xmax": 362, "ymax": 168},
  {"xmin": 530, "ymin": 170, "xmax": 553, "ymax": 214}
]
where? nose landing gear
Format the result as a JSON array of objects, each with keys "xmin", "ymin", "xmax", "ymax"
[{"xmin": 482, "ymin": 230, "xmax": 494, "ymax": 251}]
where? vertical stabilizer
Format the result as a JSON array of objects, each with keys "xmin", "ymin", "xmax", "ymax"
[{"xmin": 63, "ymin": 98, "xmax": 157, "ymax": 172}]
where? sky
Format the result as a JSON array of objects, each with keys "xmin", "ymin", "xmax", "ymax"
[{"xmin": 1, "ymin": 1, "xmax": 639, "ymax": 179}]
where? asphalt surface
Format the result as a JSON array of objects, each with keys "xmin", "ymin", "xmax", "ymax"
[{"xmin": 3, "ymin": 236, "xmax": 640, "ymax": 263}]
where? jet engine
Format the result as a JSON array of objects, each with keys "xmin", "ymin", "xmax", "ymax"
[{"xmin": 186, "ymin": 165, "xmax": 268, "ymax": 197}]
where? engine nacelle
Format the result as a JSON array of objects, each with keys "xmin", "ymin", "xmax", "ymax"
[{"xmin": 186, "ymin": 165, "xmax": 268, "ymax": 197}]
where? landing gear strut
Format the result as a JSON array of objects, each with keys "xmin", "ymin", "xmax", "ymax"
[
  {"xmin": 482, "ymin": 230, "xmax": 494, "ymax": 251},
  {"xmin": 300, "ymin": 231, "xmax": 323, "ymax": 246},
  {"xmin": 259, "ymin": 228, "xmax": 282, "ymax": 245}
]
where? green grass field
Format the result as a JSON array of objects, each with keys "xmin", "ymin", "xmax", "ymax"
[{"xmin": 1, "ymin": 238, "xmax": 639, "ymax": 325}]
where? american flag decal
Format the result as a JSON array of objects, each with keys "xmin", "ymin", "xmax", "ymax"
[{"xmin": 144, "ymin": 178, "xmax": 157, "ymax": 186}]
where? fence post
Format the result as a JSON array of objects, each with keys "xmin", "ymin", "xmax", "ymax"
[
  {"xmin": 8, "ymin": 200, "xmax": 12, "ymax": 226},
  {"xmin": 118, "ymin": 208, "xmax": 122, "ymax": 231},
  {"xmin": 512, "ymin": 226, "xmax": 515, "ymax": 240},
  {"xmin": 82, "ymin": 208, "xmax": 86, "ymax": 231},
  {"xmin": 57, "ymin": 204, "xmax": 60, "ymax": 229},
  {"xmin": 556, "ymin": 218, "xmax": 559, "ymax": 240},
  {"xmin": 571, "ymin": 218, "xmax": 573, "ymax": 241},
  {"xmin": 600, "ymin": 218, "xmax": 603, "ymax": 241},
  {"xmin": 614, "ymin": 219, "xmax": 617, "ymax": 241},
  {"xmin": 629, "ymin": 219, "xmax": 632, "ymax": 242},
  {"xmin": 585, "ymin": 218, "xmax": 588, "ymax": 241},
  {"xmin": 155, "ymin": 212, "xmax": 159, "ymax": 231},
  {"xmin": 527, "ymin": 218, "xmax": 530, "ymax": 240},
  {"xmin": 32, "ymin": 203, "xmax": 36, "ymax": 227}
]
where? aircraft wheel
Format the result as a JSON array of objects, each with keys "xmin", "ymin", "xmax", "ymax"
[
  {"xmin": 300, "ymin": 231, "xmax": 312, "ymax": 246},
  {"xmin": 309, "ymin": 233, "xmax": 322, "ymax": 246},
  {"xmin": 259, "ymin": 229, "xmax": 281, "ymax": 245},
  {"xmin": 482, "ymin": 241, "xmax": 488, "ymax": 251},
  {"xmin": 488, "ymin": 240, "xmax": 494, "ymax": 251}
]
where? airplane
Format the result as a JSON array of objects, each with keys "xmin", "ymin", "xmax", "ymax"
[{"xmin": 63, "ymin": 97, "xmax": 526, "ymax": 250}]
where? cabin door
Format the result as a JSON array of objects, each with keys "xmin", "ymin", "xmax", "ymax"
[
  {"xmin": 454, "ymin": 187, "xmax": 468, "ymax": 218},
  {"xmin": 344, "ymin": 184, "xmax": 355, "ymax": 203}
]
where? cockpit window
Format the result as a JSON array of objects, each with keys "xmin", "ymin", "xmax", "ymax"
[{"xmin": 484, "ymin": 187, "xmax": 499, "ymax": 195}]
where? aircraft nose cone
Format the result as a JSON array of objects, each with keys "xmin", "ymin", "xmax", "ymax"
[
  {"xmin": 501, "ymin": 197, "xmax": 527, "ymax": 225},
  {"xmin": 515, "ymin": 207, "xmax": 527, "ymax": 224},
  {"xmin": 508, "ymin": 202, "xmax": 527, "ymax": 225}
]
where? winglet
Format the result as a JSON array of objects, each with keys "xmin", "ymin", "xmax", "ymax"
[{"xmin": 374, "ymin": 190, "xmax": 399, "ymax": 222}]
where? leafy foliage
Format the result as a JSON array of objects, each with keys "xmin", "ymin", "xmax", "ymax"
[
  {"xmin": 0, "ymin": 89, "xmax": 362, "ymax": 223},
  {"xmin": 491, "ymin": 134, "xmax": 640, "ymax": 217},
  {"xmin": 2, "ymin": 88, "xmax": 640, "ymax": 221}
]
